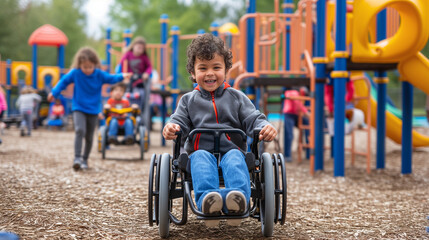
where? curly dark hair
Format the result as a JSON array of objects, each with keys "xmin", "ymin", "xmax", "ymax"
[{"xmin": 186, "ymin": 33, "xmax": 233, "ymax": 83}]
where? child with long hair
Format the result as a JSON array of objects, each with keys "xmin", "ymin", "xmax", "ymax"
[
  {"xmin": 120, "ymin": 36, "xmax": 152, "ymax": 89},
  {"xmin": 16, "ymin": 86, "xmax": 41, "ymax": 137},
  {"xmin": 48, "ymin": 47, "xmax": 131, "ymax": 171}
]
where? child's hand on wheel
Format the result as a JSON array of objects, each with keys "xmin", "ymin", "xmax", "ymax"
[
  {"xmin": 259, "ymin": 124, "xmax": 277, "ymax": 142},
  {"xmin": 163, "ymin": 123, "xmax": 180, "ymax": 140}
]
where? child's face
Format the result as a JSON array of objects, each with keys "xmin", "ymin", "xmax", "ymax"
[
  {"xmin": 191, "ymin": 53, "xmax": 226, "ymax": 92},
  {"xmin": 111, "ymin": 87, "xmax": 125, "ymax": 101},
  {"xmin": 80, "ymin": 60, "xmax": 95, "ymax": 75},
  {"xmin": 133, "ymin": 43, "xmax": 145, "ymax": 56}
]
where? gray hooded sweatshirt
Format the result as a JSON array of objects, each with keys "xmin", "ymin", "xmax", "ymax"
[{"xmin": 169, "ymin": 82, "xmax": 271, "ymax": 155}]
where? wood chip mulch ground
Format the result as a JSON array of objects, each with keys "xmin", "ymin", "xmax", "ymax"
[{"xmin": 1, "ymin": 123, "xmax": 429, "ymax": 239}]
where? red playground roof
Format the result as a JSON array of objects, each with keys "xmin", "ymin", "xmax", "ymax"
[{"xmin": 28, "ymin": 24, "xmax": 69, "ymax": 46}]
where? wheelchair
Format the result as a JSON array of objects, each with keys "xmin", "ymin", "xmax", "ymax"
[
  {"xmin": 126, "ymin": 73, "xmax": 152, "ymax": 143},
  {"xmin": 148, "ymin": 128, "xmax": 287, "ymax": 238},
  {"xmin": 98, "ymin": 106, "xmax": 148, "ymax": 160}
]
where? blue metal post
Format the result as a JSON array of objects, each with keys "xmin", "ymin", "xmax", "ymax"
[
  {"xmin": 375, "ymin": 10, "xmax": 387, "ymax": 169},
  {"xmin": 401, "ymin": 82, "xmax": 413, "ymax": 174},
  {"xmin": 124, "ymin": 29, "xmax": 132, "ymax": 47},
  {"xmin": 170, "ymin": 26, "xmax": 180, "ymax": 113},
  {"xmin": 332, "ymin": 0, "xmax": 347, "ymax": 177},
  {"xmin": 284, "ymin": 0, "xmax": 293, "ymax": 71},
  {"xmin": 210, "ymin": 22, "xmax": 219, "ymax": 37},
  {"xmin": 282, "ymin": 0, "xmax": 294, "ymax": 156},
  {"xmin": 6, "ymin": 59, "xmax": 11, "ymax": 117},
  {"xmin": 160, "ymin": 14, "xmax": 169, "ymax": 146},
  {"xmin": 314, "ymin": 0, "xmax": 327, "ymax": 171},
  {"xmin": 58, "ymin": 45, "xmax": 65, "ymax": 79},
  {"xmin": 106, "ymin": 28, "xmax": 112, "ymax": 73},
  {"xmin": 32, "ymin": 44, "xmax": 38, "ymax": 89},
  {"xmin": 246, "ymin": 0, "xmax": 256, "ymax": 106}
]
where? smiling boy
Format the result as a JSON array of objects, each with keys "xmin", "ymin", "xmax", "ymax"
[{"xmin": 162, "ymin": 33, "xmax": 277, "ymax": 227}]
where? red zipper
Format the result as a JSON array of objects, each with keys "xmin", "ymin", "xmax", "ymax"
[
  {"xmin": 211, "ymin": 92, "xmax": 219, "ymax": 123},
  {"xmin": 194, "ymin": 91, "xmax": 231, "ymax": 150},
  {"xmin": 194, "ymin": 133, "xmax": 201, "ymax": 150}
]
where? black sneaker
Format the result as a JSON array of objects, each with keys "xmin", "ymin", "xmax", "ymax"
[
  {"xmin": 108, "ymin": 136, "xmax": 118, "ymax": 145},
  {"xmin": 124, "ymin": 136, "xmax": 134, "ymax": 145},
  {"xmin": 80, "ymin": 159, "xmax": 88, "ymax": 170},
  {"xmin": 225, "ymin": 190, "xmax": 246, "ymax": 214},
  {"xmin": 20, "ymin": 129, "xmax": 25, "ymax": 137},
  {"xmin": 73, "ymin": 157, "xmax": 82, "ymax": 171},
  {"xmin": 201, "ymin": 192, "xmax": 222, "ymax": 227}
]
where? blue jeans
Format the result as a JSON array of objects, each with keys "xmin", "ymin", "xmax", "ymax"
[
  {"xmin": 284, "ymin": 113, "xmax": 309, "ymax": 158},
  {"xmin": 108, "ymin": 117, "xmax": 133, "ymax": 138},
  {"xmin": 190, "ymin": 149, "xmax": 250, "ymax": 213},
  {"xmin": 20, "ymin": 110, "xmax": 33, "ymax": 135}
]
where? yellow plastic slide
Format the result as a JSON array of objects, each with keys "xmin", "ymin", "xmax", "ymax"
[{"xmin": 353, "ymin": 65, "xmax": 429, "ymax": 148}]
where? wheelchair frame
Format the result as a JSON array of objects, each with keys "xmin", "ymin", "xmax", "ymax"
[
  {"xmin": 98, "ymin": 76, "xmax": 152, "ymax": 160},
  {"xmin": 98, "ymin": 107, "xmax": 148, "ymax": 160},
  {"xmin": 148, "ymin": 128, "xmax": 287, "ymax": 238}
]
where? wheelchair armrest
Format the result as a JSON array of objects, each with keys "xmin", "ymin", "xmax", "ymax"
[
  {"xmin": 173, "ymin": 131, "xmax": 182, "ymax": 159},
  {"xmin": 251, "ymin": 128, "xmax": 262, "ymax": 158}
]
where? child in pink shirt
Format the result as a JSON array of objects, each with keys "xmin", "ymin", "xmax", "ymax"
[
  {"xmin": 120, "ymin": 36, "xmax": 152, "ymax": 90},
  {"xmin": 283, "ymin": 87, "xmax": 309, "ymax": 162}
]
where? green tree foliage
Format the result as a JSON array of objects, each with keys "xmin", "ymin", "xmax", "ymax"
[
  {"xmin": 0, "ymin": 0, "xmax": 87, "ymax": 67},
  {"xmin": 107, "ymin": 0, "xmax": 228, "ymax": 89},
  {"xmin": 0, "ymin": 0, "xmax": 20, "ymax": 60}
]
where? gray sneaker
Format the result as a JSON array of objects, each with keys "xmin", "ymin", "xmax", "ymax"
[
  {"xmin": 201, "ymin": 192, "xmax": 222, "ymax": 227},
  {"xmin": 73, "ymin": 157, "xmax": 82, "ymax": 171},
  {"xmin": 202, "ymin": 192, "xmax": 222, "ymax": 216},
  {"xmin": 225, "ymin": 190, "xmax": 246, "ymax": 214},
  {"xmin": 80, "ymin": 158, "xmax": 88, "ymax": 170}
]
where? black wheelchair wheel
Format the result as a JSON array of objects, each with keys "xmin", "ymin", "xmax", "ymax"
[
  {"xmin": 278, "ymin": 153, "xmax": 287, "ymax": 225},
  {"xmin": 260, "ymin": 152, "xmax": 275, "ymax": 237},
  {"xmin": 148, "ymin": 154, "xmax": 157, "ymax": 226},
  {"xmin": 139, "ymin": 126, "xmax": 145, "ymax": 160},
  {"xmin": 273, "ymin": 153, "xmax": 280, "ymax": 224},
  {"xmin": 158, "ymin": 153, "xmax": 171, "ymax": 238},
  {"xmin": 97, "ymin": 127, "xmax": 103, "ymax": 153},
  {"xmin": 100, "ymin": 125, "xmax": 107, "ymax": 159}
]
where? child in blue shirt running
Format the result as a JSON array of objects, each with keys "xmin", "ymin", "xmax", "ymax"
[{"xmin": 48, "ymin": 47, "xmax": 131, "ymax": 171}]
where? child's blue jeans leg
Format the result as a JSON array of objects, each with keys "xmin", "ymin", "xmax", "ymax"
[
  {"xmin": 123, "ymin": 118, "xmax": 134, "ymax": 137},
  {"xmin": 108, "ymin": 118, "xmax": 119, "ymax": 137},
  {"xmin": 219, "ymin": 149, "xmax": 250, "ymax": 213},
  {"xmin": 284, "ymin": 113, "xmax": 297, "ymax": 158},
  {"xmin": 190, "ymin": 150, "xmax": 219, "ymax": 210}
]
